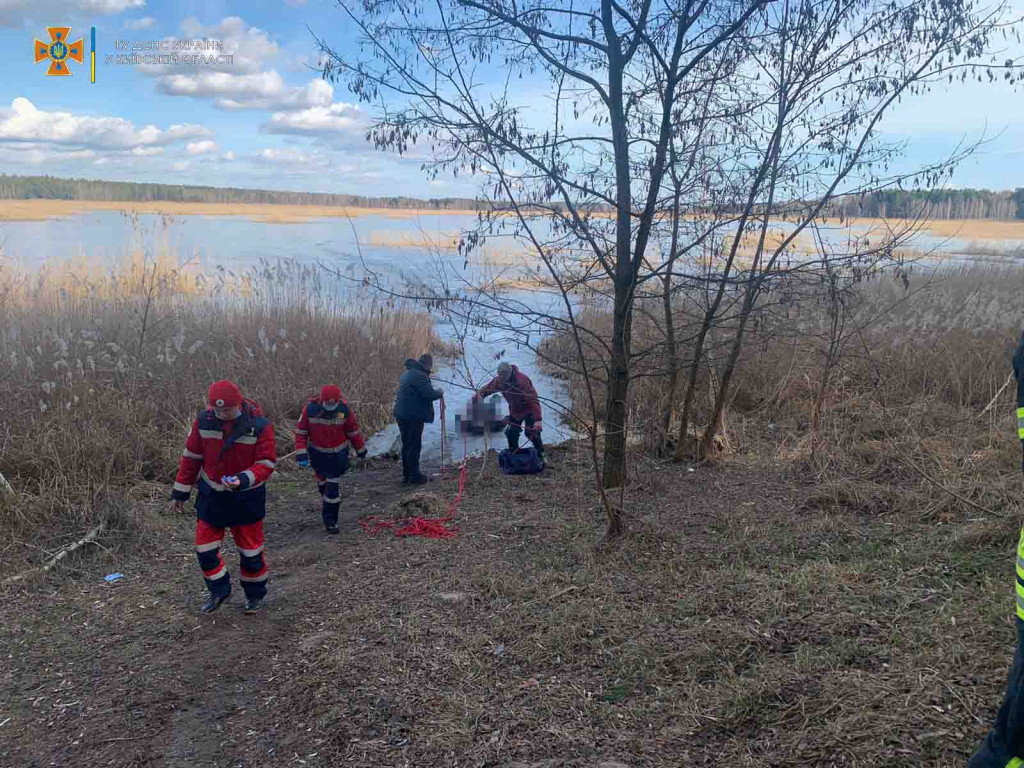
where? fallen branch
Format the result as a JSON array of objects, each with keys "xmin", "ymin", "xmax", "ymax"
[
  {"xmin": 980, "ymin": 372, "xmax": 1015, "ymax": 418},
  {"xmin": 900, "ymin": 456, "xmax": 1009, "ymax": 518},
  {"xmin": 502, "ymin": 584, "xmax": 579, "ymax": 613},
  {"xmin": 2, "ymin": 523, "xmax": 106, "ymax": 586}
]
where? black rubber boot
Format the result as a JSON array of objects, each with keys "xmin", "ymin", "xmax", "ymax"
[
  {"xmin": 244, "ymin": 597, "xmax": 265, "ymax": 614},
  {"xmin": 531, "ymin": 435, "xmax": 546, "ymax": 464},
  {"xmin": 200, "ymin": 591, "xmax": 230, "ymax": 614},
  {"xmin": 506, "ymin": 429, "xmax": 520, "ymax": 452}
]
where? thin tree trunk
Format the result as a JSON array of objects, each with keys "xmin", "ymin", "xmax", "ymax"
[
  {"xmin": 674, "ymin": 161, "xmax": 782, "ymax": 462},
  {"xmin": 600, "ymin": 1, "xmax": 632, "ymax": 531},
  {"xmin": 811, "ymin": 296, "xmax": 842, "ymax": 433},
  {"xmin": 704, "ymin": 3, "xmax": 790, "ymax": 456},
  {"xmin": 603, "ymin": 282, "xmax": 632, "ymax": 498},
  {"xmin": 675, "ymin": 298, "xmax": 715, "ymax": 461},
  {"xmin": 659, "ymin": 181, "xmax": 683, "ymax": 455}
]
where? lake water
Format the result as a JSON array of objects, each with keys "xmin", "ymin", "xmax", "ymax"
[
  {"xmin": 0, "ymin": 209, "xmax": 576, "ymax": 466},
  {"xmin": 4, "ymin": 207, "xmax": 1023, "ymax": 466}
]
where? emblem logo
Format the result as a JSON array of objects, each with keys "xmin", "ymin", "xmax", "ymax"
[{"xmin": 34, "ymin": 27, "xmax": 84, "ymax": 76}]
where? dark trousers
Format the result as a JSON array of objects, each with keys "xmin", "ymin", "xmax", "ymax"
[
  {"xmin": 971, "ymin": 625, "xmax": 1024, "ymax": 767},
  {"xmin": 397, "ymin": 420, "xmax": 425, "ymax": 480},
  {"xmin": 506, "ymin": 415, "xmax": 544, "ymax": 456},
  {"xmin": 316, "ymin": 477, "xmax": 341, "ymax": 527}
]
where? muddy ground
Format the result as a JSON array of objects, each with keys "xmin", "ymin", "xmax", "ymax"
[{"xmin": 0, "ymin": 445, "xmax": 1018, "ymax": 767}]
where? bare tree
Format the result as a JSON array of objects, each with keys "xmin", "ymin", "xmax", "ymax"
[
  {"xmin": 646, "ymin": 0, "xmax": 1023, "ymax": 460},
  {"xmin": 318, "ymin": 0, "xmax": 1020, "ymax": 536},
  {"xmin": 319, "ymin": 0, "xmax": 769, "ymax": 536}
]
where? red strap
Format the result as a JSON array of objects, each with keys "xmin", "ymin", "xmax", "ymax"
[{"xmin": 359, "ymin": 434, "xmax": 468, "ymax": 540}]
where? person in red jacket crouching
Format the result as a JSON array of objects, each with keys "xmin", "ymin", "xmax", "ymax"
[
  {"xmin": 473, "ymin": 362, "xmax": 545, "ymax": 463},
  {"xmin": 294, "ymin": 384, "xmax": 368, "ymax": 535},
  {"xmin": 171, "ymin": 380, "xmax": 276, "ymax": 615}
]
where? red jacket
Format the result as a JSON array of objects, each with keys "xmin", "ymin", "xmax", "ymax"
[
  {"xmin": 478, "ymin": 366, "xmax": 542, "ymax": 422},
  {"xmin": 172, "ymin": 399, "xmax": 277, "ymax": 525},
  {"xmin": 295, "ymin": 397, "xmax": 367, "ymax": 476}
]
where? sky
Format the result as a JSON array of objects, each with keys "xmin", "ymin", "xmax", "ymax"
[{"xmin": 0, "ymin": 0, "xmax": 1022, "ymax": 198}]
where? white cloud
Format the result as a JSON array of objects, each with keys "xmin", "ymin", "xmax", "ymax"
[
  {"xmin": 251, "ymin": 146, "xmax": 331, "ymax": 173},
  {"xmin": 0, "ymin": 97, "xmax": 211, "ymax": 151},
  {"xmin": 123, "ymin": 16, "xmax": 156, "ymax": 31},
  {"xmin": 157, "ymin": 72, "xmax": 333, "ymax": 111},
  {"xmin": 263, "ymin": 101, "xmax": 368, "ymax": 139},
  {"xmin": 137, "ymin": 17, "xmax": 338, "ymax": 113},
  {"xmin": 285, "ymin": 54, "xmax": 310, "ymax": 73},
  {"xmin": 0, "ymin": 145, "xmax": 96, "ymax": 165},
  {"xmin": 173, "ymin": 161, "xmax": 190, "ymax": 171},
  {"xmin": 186, "ymin": 140, "xmax": 218, "ymax": 155},
  {"xmin": 286, "ymin": 0, "xmax": 308, "ymax": 5},
  {"xmin": 0, "ymin": 0, "xmax": 143, "ymax": 28},
  {"xmin": 139, "ymin": 16, "xmax": 278, "ymax": 77},
  {"xmin": 222, "ymin": 151, "xmax": 236, "ymax": 161}
]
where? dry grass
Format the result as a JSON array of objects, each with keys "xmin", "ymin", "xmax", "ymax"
[
  {"xmin": 821, "ymin": 216, "xmax": 1024, "ymax": 242},
  {"xmin": 0, "ymin": 250, "xmax": 445, "ymax": 576},
  {"xmin": 0, "ymin": 446, "xmax": 1013, "ymax": 766},
  {"xmin": 543, "ymin": 261, "xmax": 1024, "ymax": 512},
  {"xmin": 0, "ymin": 199, "xmax": 481, "ymax": 223}
]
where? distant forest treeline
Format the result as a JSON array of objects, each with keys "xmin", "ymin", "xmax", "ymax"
[
  {"xmin": 0, "ymin": 174, "xmax": 1022, "ymax": 220},
  {"xmin": 823, "ymin": 188, "xmax": 1024, "ymax": 220},
  {"xmin": 0, "ymin": 174, "xmax": 481, "ymax": 210}
]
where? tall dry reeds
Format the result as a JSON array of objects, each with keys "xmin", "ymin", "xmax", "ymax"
[
  {"xmin": 541, "ymin": 261, "xmax": 1024, "ymax": 517},
  {"xmin": 0, "ymin": 243, "xmax": 443, "ymax": 573}
]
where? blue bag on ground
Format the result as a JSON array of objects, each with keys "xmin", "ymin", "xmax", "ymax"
[{"xmin": 498, "ymin": 447, "xmax": 544, "ymax": 475}]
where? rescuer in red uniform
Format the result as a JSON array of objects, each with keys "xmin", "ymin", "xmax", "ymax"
[
  {"xmin": 294, "ymin": 384, "xmax": 368, "ymax": 534},
  {"xmin": 171, "ymin": 380, "xmax": 276, "ymax": 615},
  {"xmin": 473, "ymin": 362, "xmax": 545, "ymax": 462}
]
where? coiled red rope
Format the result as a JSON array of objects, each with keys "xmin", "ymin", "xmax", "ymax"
[{"xmin": 359, "ymin": 400, "xmax": 468, "ymax": 539}]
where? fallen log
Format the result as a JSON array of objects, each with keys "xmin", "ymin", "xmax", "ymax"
[
  {"xmin": 2, "ymin": 522, "xmax": 106, "ymax": 586},
  {"xmin": 0, "ymin": 471, "xmax": 13, "ymax": 498}
]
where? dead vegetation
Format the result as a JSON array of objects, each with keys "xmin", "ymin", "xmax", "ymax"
[
  {"xmin": 540, "ymin": 262, "xmax": 1024, "ymax": 519},
  {"xmin": 0, "ymin": 443, "xmax": 1015, "ymax": 767},
  {"xmin": 0, "ymin": 246, "xmax": 446, "ymax": 578}
]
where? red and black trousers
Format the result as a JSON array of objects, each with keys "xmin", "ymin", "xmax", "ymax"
[{"xmin": 194, "ymin": 519, "xmax": 268, "ymax": 601}]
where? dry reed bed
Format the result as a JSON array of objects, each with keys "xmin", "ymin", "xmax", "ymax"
[
  {"xmin": 541, "ymin": 262, "xmax": 1024, "ymax": 521},
  {"xmin": 0, "ymin": 255, "xmax": 444, "ymax": 575},
  {"xmin": 0, "ymin": 199, "xmax": 480, "ymax": 223}
]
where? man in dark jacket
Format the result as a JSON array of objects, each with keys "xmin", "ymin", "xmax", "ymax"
[
  {"xmin": 393, "ymin": 354, "xmax": 444, "ymax": 484},
  {"xmin": 970, "ymin": 331, "xmax": 1024, "ymax": 767}
]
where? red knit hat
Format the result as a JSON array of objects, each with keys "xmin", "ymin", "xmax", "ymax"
[
  {"xmin": 208, "ymin": 380, "xmax": 242, "ymax": 409},
  {"xmin": 320, "ymin": 384, "xmax": 342, "ymax": 403}
]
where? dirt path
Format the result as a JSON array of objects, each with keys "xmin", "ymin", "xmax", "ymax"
[
  {"xmin": 1, "ymin": 458, "xmax": 433, "ymax": 768},
  {"xmin": 0, "ymin": 447, "xmax": 1016, "ymax": 767}
]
